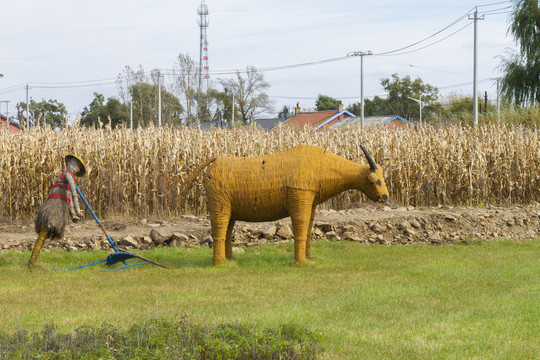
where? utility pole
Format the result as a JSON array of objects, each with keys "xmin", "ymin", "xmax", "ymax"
[
  {"xmin": 469, "ymin": 7, "xmax": 484, "ymax": 127},
  {"xmin": 348, "ymin": 51, "xmax": 372, "ymax": 128},
  {"xmin": 157, "ymin": 70, "xmax": 162, "ymax": 128},
  {"xmin": 25, "ymin": 84, "xmax": 30, "ymax": 129},
  {"xmin": 496, "ymin": 78, "xmax": 501, "ymax": 123}
]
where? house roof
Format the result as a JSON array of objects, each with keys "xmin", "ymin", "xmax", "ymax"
[
  {"xmin": 252, "ymin": 118, "xmax": 284, "ymax": 131},
  {"xmin": 330, "ymin": 115, "xmax": 414, "ymax": 128},
  {"xmin": 0, "ymin": 115, "xmax": 24, "ymax": 130},
  {"xmin": 283, "ymin": 110, "xmax": 356, "ymax": 130}
]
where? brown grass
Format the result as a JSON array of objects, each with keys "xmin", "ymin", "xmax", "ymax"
[{"xmin": 1, "ymin": 124, "xmax": 538, "ymax": 220}]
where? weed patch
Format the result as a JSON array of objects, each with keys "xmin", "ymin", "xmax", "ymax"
[{"xmin": 0, "ymin": 317, "xmax": 321, "ymax": 359}]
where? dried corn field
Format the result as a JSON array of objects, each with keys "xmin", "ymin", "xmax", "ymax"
[{"xmin": 1, "ymin": 125, "xmax": 538, "ymax": 220}]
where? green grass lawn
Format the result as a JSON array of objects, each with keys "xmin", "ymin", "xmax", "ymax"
[{"xmin": 1, "ymin": 239, "xmax": 539, "ymax": 359}]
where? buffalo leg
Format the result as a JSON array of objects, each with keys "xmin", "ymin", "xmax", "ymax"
[
  {"xmin": 287, "ymin": 189, "xmax": 316, "ymax": 264},
  {"xmin": 305, "ymin": 204, "xmax": 316, "ymax": 259},
  {"xmin": 208, "ymin": 202, "xmax": 231, "ymax": 265},
  {"xmin": 225, "ymin": 218, "xmax": 236, "ymax": 259}
]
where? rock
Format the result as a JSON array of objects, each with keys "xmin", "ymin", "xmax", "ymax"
[
  {"xmin": 262, "ymin": 224, "xmax": 277, "ymax": 238},
  {"xmin": 142, "ymin": 236, "xmax": 153, "ymax": 245},
  {"xmin": 404, "ymin": 228, "xmax": 416, "ymax": 237},
  {"xmin": 409, "ymin": 219, "xmax": 422, "ymax": 229},
  {"xmin": 429, "ymin": 232, "xmax": 442, "ymax": 243},
  {"xmin": 370, "ymin": 223, "xmax": 386, "ymax": 234},
  {"xmin": 245, "ymin": 225, "xmax": 263, "ymax": 238},
  {"xmin": 169, "ymin": 232, "xmax": 189, "ymax": 244},
  {"xmin": 181, "ymin": 215, "xmax": 199, "ymax": 221},
  {"xmin": 313, "ymin": 227, "xmax": 324, "ymax": 237},
  {"xmin": 150, "ymin": 229, "xmax": 165, "ymax": 245},
  {"xmin": 399, "ymin": 221, "xmax": 411, "ymax": 230},
  {"xmin": 317, "ymin": 223, "xmax": 334, "ymax": 233},
  {"xmin": 199, "ymin": 236, "xmax": 213, "ymax": 247},
  {"xmin": 343, "ymin": 232, "xmax": 362, "ymax": 242},
  {"xmin": 325, "ymin": 231, "xmax": 341, "ymax": 241},
  {"xmin": 276, "ymin": 224, "xmax": 293, "ymax": 239},
  {"xmin": 341, "ymin": 224, "xmax": 356, "ymax": 233},
  {"xmin": 118, "ymin": 235, "xmax": 138, "ymax": 248}
]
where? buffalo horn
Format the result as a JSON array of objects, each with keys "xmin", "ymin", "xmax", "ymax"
[{"xmin": 360, "ymin": 145, "xmax": 377, "ymax": 171}]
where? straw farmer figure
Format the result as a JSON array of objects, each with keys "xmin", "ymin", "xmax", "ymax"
[
  {"xmin": 183, "ymin": 144, "xmax": 389, "ymax": 265},
  {"xmin": 28, "ymin": 155, "xmax": 87, "ymax": 266}
]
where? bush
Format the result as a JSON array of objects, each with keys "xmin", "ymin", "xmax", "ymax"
[{"xmin": 0, "ymin": 317, "xmax": 321, "ymax": 359}]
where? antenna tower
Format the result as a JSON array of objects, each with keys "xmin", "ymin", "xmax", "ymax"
[{"xmin": 197, "ymin": 0, "xmax": 209, "ymax": 90}]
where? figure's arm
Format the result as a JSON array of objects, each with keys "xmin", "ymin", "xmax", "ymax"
[{"xmin": 64, "ymin": 172, "xmax": 82, "ymax": 219}]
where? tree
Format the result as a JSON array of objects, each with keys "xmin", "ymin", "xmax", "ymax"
[
  {"xmin": 499, "ymin": 0, "xmax": 540, "ymax": 105},
  {"xmin": 79, "ymin": 93, "xmax": 129, "ymax": 128},
  {"xmin": 16, "ymin": 99, "xmax": 67, "ymax": 128},
  {"xmin": 278, "ymin": 105, "xmax": 292, "ymax": 120},
  {"xmin": 171, "ymin": 53, "xmax": 200, "ymax": 124},
  {"xmin": 346, "ymin": 75, "xmax": 440, "ymax": 122},
  {"xmin": 315, "ymin": 94, "xmax": 341, "ymax": 111},
  {"xmin": 130, "ymin": 82, "xmax": 183, "ymax": 127},
  {"xmin": 381, "ymin": 74, "xmax": 439, "ymax": 121},
  {"xmin": 116, "ymin": 65, "xmax": 146, "ymax": 107},
  {"xmin": 219, "ymin": 66, "xmax": 273, "ymax": 124},
  {"xmin": 347, "ymin": 96, "xmax": 387, "ymax": 117}
]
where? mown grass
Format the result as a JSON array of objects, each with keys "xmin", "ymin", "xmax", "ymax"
[{"xmin": 1, "ymin": 240, "xmax": 539, "ymax": 359}]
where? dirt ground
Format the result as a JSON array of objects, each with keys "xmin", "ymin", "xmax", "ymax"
[{"xmin": 1, "ymin": 201, "xmax": 539, "ymax": 253}]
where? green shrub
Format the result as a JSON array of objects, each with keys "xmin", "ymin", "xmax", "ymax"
[{"xmin": 0, "ymin": 317, "xmax": 321, "ymax": 359}]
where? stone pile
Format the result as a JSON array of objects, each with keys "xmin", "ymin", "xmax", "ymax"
[{"xmin": 2, "ymin": 206, "xmax": 539, "ymax": 253}]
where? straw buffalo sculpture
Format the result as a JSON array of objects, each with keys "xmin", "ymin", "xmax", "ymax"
[{"xmin": 183, "ymin": 144, "xmax": 389, "ymax": 265}]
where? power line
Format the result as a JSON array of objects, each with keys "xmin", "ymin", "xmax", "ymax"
[
  {"xmin": 477, "ymin": 1, "xmax": 511, "ymax": 8},
  {"xmin": 374, "ymin": 8, "xmax": 474, "ymax": 56},
  {"xmin": 370, "ymin": 57, "xmax": 471, "ymax": 78},
  {"xmin": 376, "ymin": 22, "xmax": 473, "ymax": 57}
]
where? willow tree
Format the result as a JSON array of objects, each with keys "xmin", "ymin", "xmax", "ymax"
[{"xmin": 500, "ymin": 0, "xmax": 540, "ymax": 105}]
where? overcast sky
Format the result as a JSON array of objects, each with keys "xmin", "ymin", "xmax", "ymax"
[{"xmin": 0, "ymin": 0, "xmax": 516, "ymax": 119}]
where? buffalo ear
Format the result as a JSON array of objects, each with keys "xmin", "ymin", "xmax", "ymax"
[{"xmin": 368, "ymin": 172, "xmax": 378, "ymax": 184}]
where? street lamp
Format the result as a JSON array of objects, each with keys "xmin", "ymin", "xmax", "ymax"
[
  {"xmin": 347, "ymin": 51, "xmax": 372, "ymax": 128},
  {"xmin": 407, "ymin": 95, "xmax": 425, "ymax": 127}
]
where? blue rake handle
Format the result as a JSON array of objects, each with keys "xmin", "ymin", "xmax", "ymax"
[
  {"xmin": 75, "ymin": 184, "xmax": 120, "ymax": 252},
  {"xmin": 73, "ymin": 184, "xmax": 169, "ymax": 270}
]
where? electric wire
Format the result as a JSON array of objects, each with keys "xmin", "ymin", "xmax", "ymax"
[
  {"xmin": 376, "ymin": 22, "xmax": 473, "ymax": 57},
  {"xmin": 0, "ymin": 2, "xmax": 513, "ymax": 103}
]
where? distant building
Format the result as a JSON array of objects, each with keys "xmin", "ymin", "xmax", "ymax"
[
  {"xmin": 282, "ymin": 103, "xmax": 356, "ymax": 131},
  {"xmin": 330, "ymin": 115, "xmax": 415, "ymax": 129},
  {"xmin": 0, "ymin": 114, "xmax": 24, "ymax": 133},
  {"xmin": 252, "ymin": 118, "xmax": 285, "ymax": 131},
  {"xmin": 197, "ymin": 121, "xmax": 229, "ymax": 130}
]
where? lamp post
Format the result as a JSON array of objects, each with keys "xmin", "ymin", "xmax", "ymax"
[
  {"xmin": 347, "ymin": 51, "xmax": 372, "ymax": 128},
  {"xmin": 407, "ymin": 95, "xmax": 425, "ymax": 127}
]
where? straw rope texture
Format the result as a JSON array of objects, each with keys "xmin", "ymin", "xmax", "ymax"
[{"xmin": 200, "ymin": 145, "xmax": 389, "ymax": 264}]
